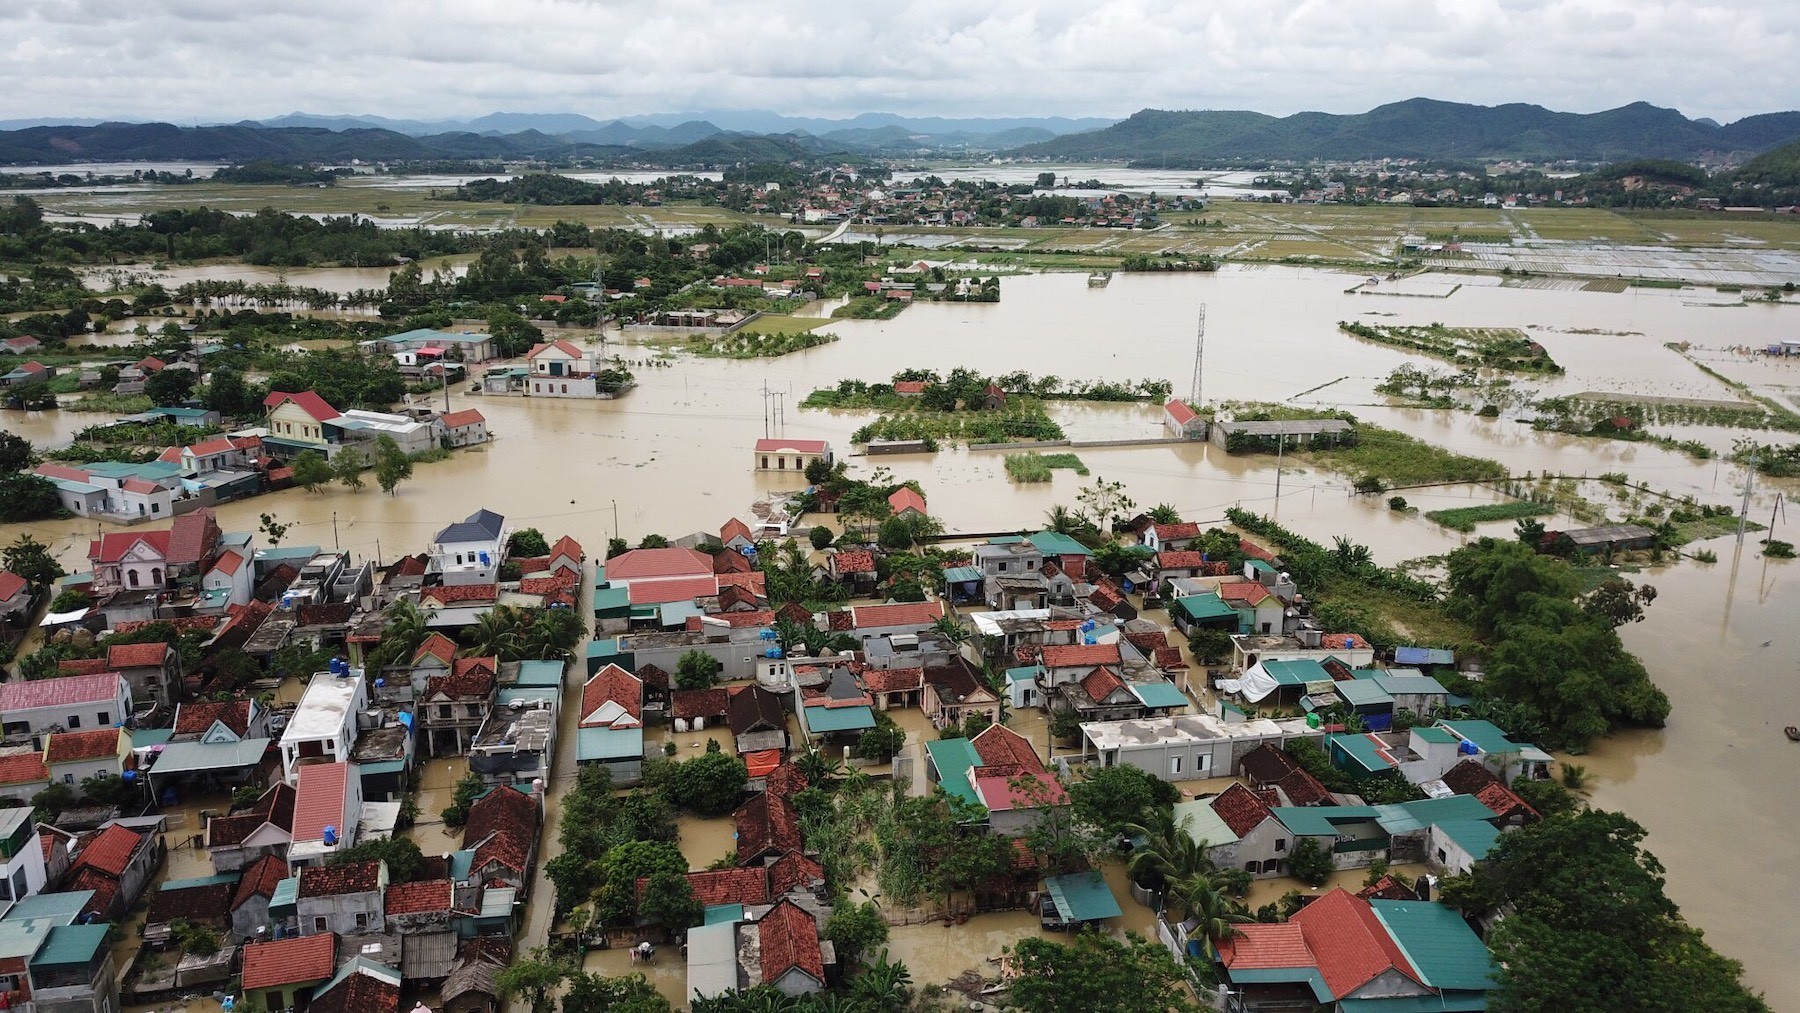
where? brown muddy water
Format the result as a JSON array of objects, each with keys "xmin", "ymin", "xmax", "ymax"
[{"xmin": 9, "ymin": 267, "xmax": 1800, "ymax": 1004}]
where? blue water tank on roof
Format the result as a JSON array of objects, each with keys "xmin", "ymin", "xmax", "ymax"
[{"xmin": 1458, "ymin": 740, "xmax": 1479, "ymax": 755}]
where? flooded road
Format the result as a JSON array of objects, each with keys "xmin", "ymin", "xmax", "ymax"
[{"xmin": 8, "ymin": 266, "xmax": 1800, "ymax": 1004}]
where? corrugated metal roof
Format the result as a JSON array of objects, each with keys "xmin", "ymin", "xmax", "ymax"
[
  {"xmin": 923, "ymin": 739, "xmax": 982, "ymax": 805},
  {"xmin": 1172, "ymin": 798, "xmax": 1240, "ymax": 847},
  {"xmin": 1129, "ymin": 681, "xmax": 1189, "ymax": 709},
  {"xmin": 148, "ymin": 737, "xmax": 269, "ymax": 774},
  {"xmin": 1370, "ymin": 899, "xmax": 1497, "ymax": 992},
  {"xmin": 577, "ymin": 726, "xmax": 643, "ymax": 762},
  {"xmin": 30, "ymin": 924, "xmax": 107, "ymax": 968},
  {"xmin": 801, "ymin": 702, "xmax": 874, "ymax": 733},
  {"xmin": 1336, "ymin": 680, "xmax": 1393, "ymax": 708},
  {"xmin": 1044, "ymin": 871, "xmax": 1122, "ymax": 921}
]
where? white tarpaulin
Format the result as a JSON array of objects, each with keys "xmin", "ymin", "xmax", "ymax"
[
  {"xmin": 1220, "ymin": 661, "xmax": 1281, "ymax": 703},
  {"xmin": 41, "ymin": 607, "xmax": 89, "ymax": 626}
]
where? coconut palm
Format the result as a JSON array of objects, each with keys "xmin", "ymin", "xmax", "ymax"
[
  {"xmin": 1176, "ymin": 874, "xmax": 1254, "ymax": 960},
  {"xmin": 518, "ymin": 606, "xmax": 586, "ymax": 661},
  {"xmin": 929, "ymin": 614, "xmax": 970, "ymax": 645},
  {"xmin": 1045, "ymin": 504, "xmax": 1080, "ymax": 535},
  {"xmin": 794, "ymin": 749, "xmax": 843, "ymax": 787},
  {"xmin": 1332, "ymin": 535, "xmax": 1373, "ymax": 569},
  {"xmin": 463, "ymin": 605, "xmax": 524, "ymax": 660},
  {"xmin": 1123, "ymin": 809, "xmax": 1216, "ymax": 895}
]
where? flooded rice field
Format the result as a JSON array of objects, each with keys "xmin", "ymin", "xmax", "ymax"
[{"xmin": 8, "ymin": 264, "xmax": 1800, "ymax": 1004}]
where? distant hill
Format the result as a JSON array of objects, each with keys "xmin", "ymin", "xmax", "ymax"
[{"xmin": 1015, "ymin": 99, "xmax": 1800, "ymax": 164}]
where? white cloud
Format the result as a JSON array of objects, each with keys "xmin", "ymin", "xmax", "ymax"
[{"xmin": 0, "ymin": 0, "xmax": 1795, "ymax": 124}]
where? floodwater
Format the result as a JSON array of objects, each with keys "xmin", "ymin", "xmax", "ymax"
[
  {"xmin": 9, "ymin": 266, "xmax": 1800, "ymax": 1003},
  {"xmin": 81, "ymin": 254, "xmax": 474, "ymax": 296}
]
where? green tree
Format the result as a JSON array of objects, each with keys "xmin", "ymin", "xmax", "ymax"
[
  {"xmin": 1075, "ymin": 476, "xmax": 1135, "ymax": 531},
  {"xmin": 373, "ymin": 434, "xmax": 413, "ymax": 494},
  {"xmin": 258, "ymin": 512, "xmax": 289, "ymax": 547},
  {"xmin": 0, "ymin": 472, "xmax": 63, "ymax": 523},
  {"xmin": 1287, "ymin": 836, "xmax": 1332, "ymax": 886},
  {"xmin": 0, "ymin": 432, "xmax": 32, "ymax": 472},
  {"xmin": 1070, "ymin": 764, "xmax": 1177, "ymax": 841},
  {"xmin": 440, "ymin": 770, "xmax": 486, "ymax": 827},
  {"xmin": 326, "ymin": 835, "xmax": 426, "ymax": 883},
  {"xmin": 487, "ymin": 308, "xmax": 543, "ymax": 358},
  {"xmin": 637, "ymin": 871, "xmax": 703, "ymax": 936},
  {"xmin": 824, "ymin": 900, "xmax": 889, "ymax": 965},
  {"xmin": 877, "ymin": 515, "xmax": 913, "ymax": 550},
  {"xmin": 145, "ymin": 367, "xmax": 196, "ymax": 406},
  {"xmin": 202, "ymin": 365, "xmax": 254, "ymax": 417},
  {"xmin": 332, "ymin": 445, "xmax": 367, "ymax": 490},
  {"xmin": 4, "ymin": 534, "xmax": 64, "ymax": 587},
  {"xmin": 509, "ymin": 528, "xmax": 551, "ymax": 557},
  {"xmin": 1124, "ymin": 809, "xmax": 1215, "ymax": 895},
  {"xmin": 1582, "ymin": 577, "xmax": 1657, "ymax": 627},
  {"xmin": 675, "ymin": 649, "xmax": 718, "ymax": 690},
  {"xmin": 851, "ymin": 950, "xmax": 913, "ymax": 1012},
  {"xmin": 494, "ymin": 949, "xmax": 574, "ymax": 1013},
  {"xmin": 808, "ymin": 525, "xmax": 833, "ymax": 550},
  {"xmin": 1008, "ymin": 931, "xmax": 1202, "ymax": 1013},
  {"xmin": 1187, "ymin": 627, "xmax": 1232, "ymax": 665},
  {"xmin": 463, "ymin": 606, "xmax": 524, "ymax": 660},
  {"xmin": 654, "ymin": 752, "xmax": 747, "ymax": 817},
  {"xmin": 292, "ymin": 449, "xmax": 332, "ymax": 492},
  {"xmin": 1147, "ymin": 503, "xmax": 1181, "ymax": 524},
  {"xmin": 594, "ymin": 840, "xmax": 689, "ymax": 924},
  {"xmin": 560, "ymin": 972, "xmax": 673, "ymax": 1013},
  {"xmin": 1173, "ymin": 875, "xmax": 1251, "ymax": 960}
]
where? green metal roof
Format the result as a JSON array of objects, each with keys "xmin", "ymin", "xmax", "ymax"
[
  {"xmin": 130, "ymin": 727, "xmax": 175, "ymax": 748},
  {"xmin": 1335, "ymin": 680, "xmax": 1393, "ymax": 708},
  {"xmin": 1435, "ymin": 819, "xmax": 1502, "ymax": 861},
  {"xmin": 1172, "ymin": 799, "xmax": 1239, "ymax": 847},
  {"xmin": 359, "ymin": 759, "xmax": 406, "ymax": 776},
  {"xmin": 1412, "ymin": 726, "xmax": 1458, "ymax": 744},
  {"xmin": 1247, "ymin": 558, "xmax": 1278, "ymax": 574},
  {"xmin": 986, "ymin": 535, "xmax": 1024, "ymax": 544},
  {"xmin": 1261, "ymin": 659, "xmax": 1331, "ymax": 685},
  {"xmin": 320, "ymin": 956, "xmax": 402, "ymax": 995},
  {"xmin": 1272, "ymin": 805, "xmax": 1380, "ymax": 837},
  {"xmin": 1437, "ymin": 720, "xmax": 1516, "ymax": 754},
  {"xmin": 943, "ymin": 566, "xmax": 983, "ymax": 583},
  {"xmin": 1224, "ymin": 967, "xmax": 1333, "ymax": 1002},
  {"xmin": 1026, "ymin": 531, "xmax": 1092, "ymax": 557},
  {"xmin": 149, "ymin": 737, "xmax": 271, "ymax": 775},
  {"xmin": 1372, "ymin": 796, "xmax": 1498, "ymax": 836},
  {"xmin": 1371, "ymin": 899, "xmax": 1498, "ymax": 993},
  {"xmin": 496, "ymin": 687, "xmax": 556, "ymax": 707},
  {"xmin": 803, "ymin": 703, "xmax": 875, "ymax": 734},
  {"xmin": 1373, "ymin": 675, "xmax": 1447, "ymax": 696},
  {"xmin": 30, "ymin": 924, "xmax": 107, "ymax": 968},
  {"xmin": 1174, "ymin": 593, "xmax": 1237, "ymax": 623},
  {"xmin": 1329, "ymin": 733, "xmax": 1394, "ymax": 773},
  {"xmin": 1044, "ymin": 872, "xmax": 1122, "ymax": 921},
  {"xmin": 1341, "ymin": 996, "xmax": 1488, "ymax": 1012},
  {"xmin": 924, "ymin": 739, "xmax": 982, "ymax": 805},
  {"xmin": 703, "ymin": 903, "xmax": 744, "ymax": 926},
  {"xmin": 515, "ymin": 660, "xmax": 565, "ymax": 686},
  {"xmin": 592, "ymin": 586, "xmax": 630, "ymax": 613},
  {"xmin": 1004, "ymin": 665, "xmax": 1041, "ymax": 685},
  {"xmin": 162, "ymin": 873, "xmax": 240, "ymax": 891},
  {"xmin": 270, "ymin": 876, "xmax": 300, "ymax": 914},
  {"xmin": 1129, "ymin": 681, "xmax": 1190, "ymax": 709},
  {"xmin": 578, "ymin": 726, "xmax": 644, "ymax": 762}
]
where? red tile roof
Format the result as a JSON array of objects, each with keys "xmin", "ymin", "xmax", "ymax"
[
  {"xmin": 121, "ymin": 477, "xmax": 160, "ymax": 495},
  {"xmin": 826, "ymin": 609, "xmax": 854, "ymax": 632},
  {"xmin": 309, "ymin": 965, "xmax": 401, "ymax": 1013},
  {"xmin": 242, "ymin": 933, "xmax": 338, "ymax": 989},
  {"xmin": 1078, "ymin": 666, "xmax": 1127, "ymax": 704},
  {"xmin": 719, "ymin": 518, "xmax": 755, "ymax": 545},
  {"xmin": 56, "ymin": 658, "xmax": 110, "ymax": 676},
  {"xmin": 107, "ymin": 641, "xmax": 170, "ymax": 670},
  {"xmin": 1276, "ymin": 767, "xmax": 1333, "ymax": 807},
  {"xmin": 1219, "ymin": 581, "xmax": 1273, "ymax": 606},
  {"xmin": 754, "ymin": 438, "xmax": 828, "ymax": 454},
  {"xmin": 176, "ymin": 699, "xmax": 253, "ymax": 737},
  {"xmin": 715, "ymin": 571, "xmax": 767, "ymax": 594},
  {"xmin": 421, "ymin": 583, "xmax": 499, "ymax": 605},
  {"xmin": 463, "ymin": 785, "xmax": 539, "ymax": 855},
  {"xmin": 0, "ymin": 753, "xmax": 49, "ymax": 788},
  {"xmin": 1438, "ymin": 759, "xmax": 1501, "ymax": 795},
  {"xmin": 849, "ymin": 600, "xmax": 946, "ymax": 628},
  {"xmin": 1165, "ymin": 399, "xmax": 1198, "ymax": 426},
  {"xmin": 1239, "ymin": 538, "xmax": 1278, "ymax": 563},
  {"xmin": 767, "ymin": 851, "xmax": 825, "ymax": 897},
  {"xmin": 1212, "ymin": 783, "xmax": 1275, "ymax": 838},
  {"xmin": 210, "ymin": 549, "xmax": 246, "ymax": 577},
  {"xmin": 44, "ymin": 727, "xmax": 122, "ymax": 764},
  {"xmin": 233, "ymin": 853, "xmax": 291, "ymax": 910},
  {"xmin": 580, "ymin": 664, "xmax": 643, "ymax": 728},
  {"xmin": 974, "ymin": 769, "xmax": 1067, "ymax": 811},
  {"xmin": 1156, "ymin": 550, "xmax": 1208, "ymax": 570},
  {"xmin": 832, "ymin": 549, "xmax": 876, "ymax": 575},
  {"xmin": 605, "ymin": 547, "xmax": 713, "ymax": 581},
  {"xmin": 641, "ymin": 867, "xmax": 769, "ymax": 908},
  {"xmin": 858, "ymin": 666, "xmax": 922, "ymax": 694},
  {"xmin": 386, "ymin": 878, "xmax": 454, "ymax": 914},
  {"xmin": 299, "ymin": 859, "xmax": 382, "ymax": 897},
  {"xmin": 1039, "ymin": 642, "xmax": 1121, "ymax": 669},
  {"xmin": 1218, "ymin": 922, "xmax": 1312, "ymax": 970},
  {"xmin": 970, "ymin": 724, "xmax": 1044, "ymax": 773},
  {"xmin": 887, "ymin": 487, "xmax": 927, "ymax": 515},
  {"xmin": 166, "ymin": 508, "xmax": 219, "ymax": 566},
  {"xmin": 548, "ymin": 535, "xmax": 583, "ymax": 563},
  {"xmin": 428, "ymin": 657, "xmax": 497, "ymax": 699},
  {"xmin": 1358, "ymin": 875, "xmax": 1418, "ymax": 902},
  {"xmin": 472, "ymin": 829, "xmax": 530, "ymax": 877},
  {"xmin": 627, "ymin": 575, "xmax": 718, "ymax": 605},
  {"xmin": 527, "ymin": 338, "xmax": 585, "ymax": 360},
  {"xmin": 73, "ymin": 823, "xmax": 145, "ymax": 877},
  {"xmin": 88, "ymin": 530, "xmax": 171, "ymax": 565},
  {"xmin": 0, "ymin": 570, "xmax": 27, "ymax": 602},
  {"xmin": 292, "ymin": 761, "xmax": 351, "ymax": 843},
  {"xmin": 1154, "ymin": 647, "xmax": 1188, "ymax": 670},
  {"xmin": 263, "ymin": 389, "xmax": 341, "ymax": 422},
  {"xmin": 758, "ymin": 899, "xmax": 824, "ymax": 985},
  {"xmin": 1291, "ymin": 888, "xmax": 1421, "ymax": 998},
  {"xmin": 441, "ymin": 408, "xmax": 486, "ymax": 429},
  {"xmin": 148, "ymin": 880, "xmax": 233, "ymax": 927},
  {"xmin": 207, "ymin": 783, "xmax": 295, "ymax": 847},
  {"xmin": 672, "ymin": 687, "xmax": 729, "ymax": 720},
  {"xmin": 714, "ymin": 549, "xmax": 753, "ymax": 574},
  {"xmin": 1152, "ymin": 522, "xmax": 1201, "ymax": 542},
  {"xmin": 413, "ymin": 632, "xmax": 459, "ymax": 666},
  {"xmin": 0, "ymin": 672, "xmax": 120, "ymax": 712},
  {"xmin": 734, "ymin": 791, "xmax": 801, "ymax": 862},
  {"xmin": 1475, "ymin": 781, "xmax": 1539, "ymax": 823}
]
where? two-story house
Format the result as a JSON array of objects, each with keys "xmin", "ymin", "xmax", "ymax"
[
  {"xmin": 429, "ymin": 509, "xmax": 507, "ymax": 586},
  {"xmin": 205, "ymin": 783, "xmax": 296, "ymax": 873},
  {"xmin": 420, "ymin": 657, "xmax": 497, "ymax": 757},
  {"xmin": 42, "ymin": 728, "xmax": 128, "ymax": 793},
  {"xmin": 65, "ymin": 822, "xmax": 162, "ymax": 921},
  {"xmin": 104, "ymin": 641, "xmax": 180, "ymax": 710},
  {"xmin": 280, "ymin": 672, "xmax": 368, "ymax": 783},
  {"xmin": 289, "ymin": 760, "xmax": 362, "ymax": 869},
  {"xmin": 0, "ymin": 809, "xmax": 48, "ymax": 917},
  {"xmin": 87, "ymin": 529, "xmax": 173, "ymax": 597},
  {"xmin": 263, "ymin": 390, "xmax": 342, "ymax": 457},
  {"xmin": 0, "ymin": 674, "xmax": 131, "ymax": 745},
  {"xmin": 297, "ymin": 859, "xmax": 387, "ymax": 936}
]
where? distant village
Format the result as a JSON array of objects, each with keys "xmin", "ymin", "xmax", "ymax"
[{"xmin": 0, "ymin": 438, "xmax": 1563, "ymax": 1012}]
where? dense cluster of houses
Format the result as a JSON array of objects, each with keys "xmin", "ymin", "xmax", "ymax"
[
  {"xmin": 31, "ymin": 392, "xmax": 488, "ymax": 526},
  {"xmin": 774, "ymin": 169, "xmax": 1196, "ymax": 229}
]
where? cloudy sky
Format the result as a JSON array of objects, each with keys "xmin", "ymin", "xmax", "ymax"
[{"xmin": 4, "ymin": 0, "xmax": 1797, "ymax": 125}]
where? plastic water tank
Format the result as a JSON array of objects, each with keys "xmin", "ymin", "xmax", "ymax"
[
  {"xmin": 674, "ymin": 718, "xmax": 689, "ymax": 733},
  {"xmin": 1458, "ymin": 740, "xmax": 1480, "ymax": 755},
  {"xmin": 323, "ymin": 825, "xmax": 339, "ymax": 846},
  {"xmin": 693, "ymin": 716, "xmax": 705, "ymax": 731},
  {"xmin": 1305, "ymin": 713, "xmax": 1322, "ymax": 729}
]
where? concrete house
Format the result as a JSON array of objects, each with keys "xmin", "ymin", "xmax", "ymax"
[
  {"xmin": 576, "ymin": 664, "xmax": 644, "ymax": 783},
  {"xmin": 419, "ymin": 658, "xmax": 498, "ymax": 758},
  {"xmin": 1163, "ymin": 399, "xmax": 1205, "ymax": 439},
  {"xmin": 263, "ymin": 390, "xmax": 342, "ymax": 453},
  {"xmin": 756, "ymin": 899, "xmax": 828, "ymax": 997},
  {"xmin": 753, "ymin": 437, "xmax": 831, "ymax": 473},
  {"xmin": 297, "ymin": 859, "xmax": 387, "ymax": 936},
  {"xmin": 281, "ymin": 673, "xmax": 367, "ymax": 783},
  {"xmin": 440, "ymin": 408, "xmax": 490, "ymax": 448},
  {"xmin": 0, "ymin": 755, "xmax": 49, "ymax": 805},
  {"xmin": 42, "ymin": 728, "xmax": 128, "ymax": 793},
  {"xmin": 0, "ymin": 810, "xmax": 48, "ymax": 916},
  {"xmin": 0, "ymin": 673, "xmax": 131, "ymax": 744},
  {"xmin": 230, "ymin": 853, "xmax": 295, "ymax": 941},
  {"xmin": 1077, "ymin": 712, "xmax": 1322, "ymax": 784},
  {"xmin": 0, "ymin": 570, "xmax": 32, "ymax": 622},
  {"xmin": 241, "ymin": 932, "xmax": 338, "ymax": 1010},
  {"xmin": 289, "ymin": 761, "xmax": 362, "ymax": 869},
  {"xmin": 173, "ymin": 698, "xmax": 266, "ymax": 743},
  {"xmin": 920, "ymin": 657, "xmax": 1000, "ymax": 730},
  {"xmin": 429, "ymin": 508, "xmax": 507, "ymax": 586},
  {"xmin": 526, "ymin": 339, "xmax": 605, "ymax": 398},
  {"xmin": 86, "ymin": 529, "xmax": 173, "ymax": 597},
  {"xmin": 104, "ymin": 640, "xmax": 180, "ymax": 710},
  {"xmin": 7, "ymin": 909, "xmax": 117, "ymax": 1013},
  {"xmin": 461, "ymin": 785, "xmax": 540, "ymax": 894},
  {"xmin": 205, "ymin": 783, "xmax": 296, "ymax": 873},
  {"xmin": 384, "ymin": 878, "xmax": 460, "ymax": 982},
  {"xmin": 1142, "ymin": 522, "xmax": 1202, "ymax": 553},
  {"xmin": 1211, "ymin": 783, "xmax": 1293, "ymax": 877},
  {"xmin": 65, "ymin": 822, "xmax": 161, "ymax": 922}
]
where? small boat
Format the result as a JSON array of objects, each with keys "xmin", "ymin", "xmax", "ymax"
[
  {"xmin": 1087, "ymin": 271, "xmax": 1113, "ymax": 288},
  {"xmin": 1785, "ymin": 726, "xmax": 1799, "ymax": 742}
]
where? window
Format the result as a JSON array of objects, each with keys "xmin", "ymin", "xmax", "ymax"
[
  {"xmin": 98, "ymin": 712, "xmax": 110, "ymax": 725},
  {"xmin": 438, "ymin": 705, "xmax": 453, "ymax": 719},
  {"xmin": 467, "ymin": 704, "xmax": 482, "ymax": 717},
  {"xmin": 128, "ymin": 570, "xmax": 140, "ymax": 588},
  {"xmin": 1169, "ymin": 755, "xmax": 1182, "ymax": 775},
  {"xmin": 67, "ymin": 715, "xmax": 81, "ymax": 728},
  {"xmin": 355, "ymin": 913, "xmax": 369, "ymax": 930},
  {"xmin": 314, "ymin": 917, "xmax": 328, "ymax": 933},
  {"xmin": 64, "ymin": 773, "xmax": 75, "ymax": 784},
  {"xmin": 1195, "ymin": 754, "xmax": 1210, "ymax": 774},
  {"xmin": 760, "ymin": 456, "xmax": 769, "ymax": 469},
  {"xmin": 1437, "ymin": 848, "xmax": 1448, "ymax": 864},
  {"xmin": 152, "ymin": 503, "xmax": 161, "ymax": 514},
  {"xmin": 777, "ymin": 457, "xmax": 785, "ymax": 469},
  {"xmin": 997, "ymin": 561, "xmax": 1008, "ymax": 572},
  {"xmin": 1275, "ymin": 838, "xmax": 1287, "ymax": 853},
  {"xmin": 561, "ymin": 384, "xmax": 567, "ymax": 394}
]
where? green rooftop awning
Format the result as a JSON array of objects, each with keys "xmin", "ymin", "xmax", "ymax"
[
  {"xmin": 578, "ymin": 726, "xmax": 644, "ymax": 763},
  {"xmin": 802, "ymin": 703, "xmax": 875, "ymax": 734},
  {"xmin": 943, "ymin": 566, "xmax": 983, "ymax": 584},
  {"xmin": 924, "ymin": 738, "xmax": 982, "ymax": 805},
  {"xmin": 1044, "ymin": 872, "xmax": 1122, "ymax": 922},
  {"xmin": 703, "ymin": 904, "xmax": 744, "ymax": 926},
  {"xmin": 1329, "ymin": 733, "xmax": 1394, "ymax": 773},
  {"xmin": 1173, "ymin": 593, "xmax": 1237, "ymax": 623},
  {"xmin": 30, "ymin": 925, "xmax": 108, "ymax": 968},
  {"xmin": 1370, "ymin": 898, "xmax": 1498, "ymax": 993},
  {"xmin": 1129, "ymin": 681, "xmax": 1189, "ymax": 709},
  {"xmin": 270, "ymin": 876, "xmax": 300, "ymax": 916},
  {"xmin": 149, "ymin": 737, "xmax": 270, "ymax": 775}
]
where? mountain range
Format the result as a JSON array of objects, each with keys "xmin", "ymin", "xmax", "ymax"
[
  {"xmin": 3, "ymin": 100, "xmax": 1799, "ymax": 167},
  {"xmin": 1016, "ymin": 99, "xmax": 1800, "ymax": 164}
]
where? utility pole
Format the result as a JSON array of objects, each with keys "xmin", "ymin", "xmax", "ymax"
[
  {"xmin": 1273, "ymin": 432, "xmax": 1286, "ymax": 517},
  {"xmin": 612, "ymin": 499, "xmax": 619, "ymax": 542},
  {"xmin": 1190, "ymin": 304, "xmax": 1206, "ymax": 405},
  {"xmin": 331, "ymin": 512, "xmax": 340, "ymax": 551},
  {"xmin": 1737, "ymin": 452, "xmax": 1759, "ymax": 547}
]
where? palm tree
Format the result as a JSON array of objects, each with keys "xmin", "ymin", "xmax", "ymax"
[
  {"xmin": 370, "ymin": 598, "xmax": 431, "ymax": 669},
  {"xmin": 794, "ymin": 749, "xmax": 843, "ymax": 787},
  {"xmin": 851, "ymin": 950, "xmax": 914, "ymax": 1011},
  {"xmin": 1045, "ymin": 504, "xmax": 1080, "ymax": 535},
  {"xmin": 1176, "ymin": 874, "xmax": 1254, "ymax": 960},
  {"xmin": 518, "ymin": 607, "xmax": 585, "ymax": 661},
  {"xmin": 463, "ymin": 605, "xmax": 524, "ymax": 660},
  {"xmin": 1148, "ymin": 502, "xmax": 1182, "ymax": 525},
  {"xmin": 1332, "ymin": 535, "xmax": 1373, "ymax": 569},
  {"xmin": 929, "ymin": 614, "xmax": 969, "ymax": 645},
  {"xmin": 1124, "ymin": 810, "xmax": 1216, "ymax": 895}
]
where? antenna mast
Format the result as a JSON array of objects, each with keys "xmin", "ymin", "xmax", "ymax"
[{"xmin": 1190, "ymin": 304, "xmax": 1207, "ymax": 405}]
